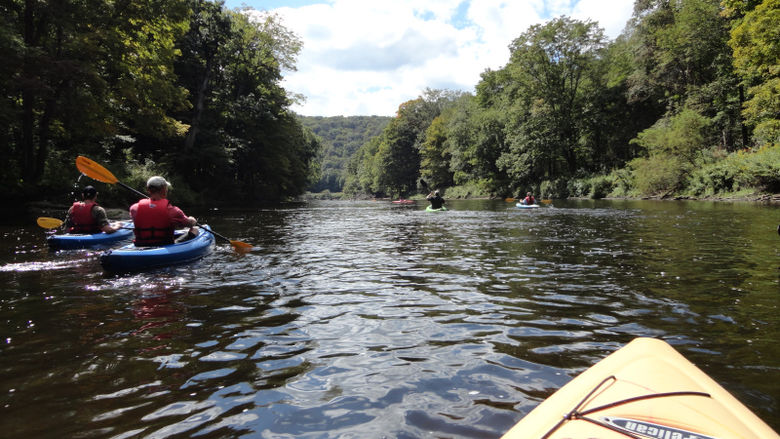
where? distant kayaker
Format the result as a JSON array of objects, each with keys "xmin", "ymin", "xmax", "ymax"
[
  {"xmin": 520, "ymin": 192, "xmax": 536, "ymax": 205},
  {"xmin": 427, "ymin": 190, "xmax": 445, "ymax": 209},
  {"xmin": 130, "ymin": 176, "xmax": 198, "ymax": 246},
  {"xmin": 64, "ymin": 185, "xmax": 120, "ymax": 234}
]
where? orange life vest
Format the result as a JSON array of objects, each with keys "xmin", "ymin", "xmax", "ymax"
[
  {"xmin": 133, "ymin": 198, "xmax": 174, "ymax": 246},
  {"xmin": 69, "ymin": 201, "xmax": 101, "ymax": 233}
]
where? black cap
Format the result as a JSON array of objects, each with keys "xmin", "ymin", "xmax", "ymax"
[{"xmin": 82, "ymin": 185, "xmax": 97, "ymax": 199}]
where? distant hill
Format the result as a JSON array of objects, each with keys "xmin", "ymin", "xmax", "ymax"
[{"xmin": 299, "ymin": 115, "xmax": 392, "ymax": 192}]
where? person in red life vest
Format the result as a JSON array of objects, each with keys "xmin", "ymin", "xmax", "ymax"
[
  {"xmin": 64, "ymin": 185, "xmax": 120, "ymax": 234},
  {"xmin": 129, "ymin": 176, "xmax": 198, "ymax": 246},
  {"xmin": 521, "ymin": 192, "xmax": 536, "ymax": 205}
]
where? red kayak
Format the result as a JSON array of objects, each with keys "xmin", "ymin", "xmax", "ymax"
[{"xmin": 392, "ymin": 199, "xmax": 415, "ymax": 204}]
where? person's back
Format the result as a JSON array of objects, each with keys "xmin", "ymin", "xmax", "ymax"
[
  {"xmin": 65, "ymin": 186, "xmax": 117, "ymax": 234},
  {"xmin": 132, "ymin": 198, "xmax": 174, "ymax": 246},
  {"xmin": 522, "ymin": 192, "xmax": 536, "ymax": 205},
  {"xmin": 130, "ymin": 176, "xmax": 197, "ymax": 246},
  {"xmin": 427, "ymin": 190, "xmax": 445, "ymax": 209}
]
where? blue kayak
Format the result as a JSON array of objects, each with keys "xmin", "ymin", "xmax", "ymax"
[
  {"xmin": 426, "ymin": 205, "xmax": 447, "ymax": 212},
  {"xmin": 47, "ymin": 221, "xmax": 134, "ymax": 250},
  {"xmin": 100, "ymin": 225, "xmax": 215, "ymax": 273},
  {"xmin": 516, "ymin": 203, "xmax": 540, "ymax": 209}
]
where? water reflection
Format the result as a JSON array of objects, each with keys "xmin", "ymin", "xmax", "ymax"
[{"xmin": 0, "ymin": 199, "xmax": 777, "ymax": 437}]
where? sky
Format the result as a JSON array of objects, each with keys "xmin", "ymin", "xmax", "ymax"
[{"xmin": 224, "ymin": 0, "xmax": 636, "ymax": 117}]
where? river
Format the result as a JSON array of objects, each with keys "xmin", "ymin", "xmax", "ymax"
[{"xmin": 0, "ymin": 199, "xmax": 778, "ymax": 438}]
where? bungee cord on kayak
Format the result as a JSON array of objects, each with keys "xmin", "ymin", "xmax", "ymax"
[{"xmin": 541, "ymin": 375, "xmax": 713, "ymax": 439}]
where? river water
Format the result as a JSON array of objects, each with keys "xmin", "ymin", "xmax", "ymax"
[{"xmin": 0, "ymin": 199, "xmax": 778, "ymax": 438}]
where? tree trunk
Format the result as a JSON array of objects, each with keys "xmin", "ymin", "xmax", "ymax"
[
  {"xmin": 21, "ymin": 0, "xmax": 36, "ymax": 183},
  {"xmin": 184, "ymin": 58, "xmax": 213, "ymax": 152},
  {"xmin": 738, "ymin": 84, "xmax": 749, "ymax": 149}
]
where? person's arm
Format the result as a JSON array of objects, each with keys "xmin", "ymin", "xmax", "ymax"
[
  {"xmin": 168, "ymin": 205, "xmax": 196, "ymax": 228},
  {"xmin": 63, "ymin": 207, "xmax": 74, "ymax": 230},
  {"xmin": 93, "ymin": 207, "xmax": 117, "ymax": 234}
]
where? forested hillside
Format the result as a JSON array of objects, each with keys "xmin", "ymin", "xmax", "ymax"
[
  {"xmin": 345, "ymin": 0, "xmax": 780, "ymax": 200},
  {"xmin": 299, "ymin": 116, "xmax": 391, "ymax": 192},
  {"xmin": 1, "ymin": 1, "xmax": 320, "ymax": 206}
]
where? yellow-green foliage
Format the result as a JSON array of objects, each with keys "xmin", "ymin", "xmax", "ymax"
[
  {"xmin": 124, "ymin": 155, "xmax": 199, "ymax": 206},
  {"xmin": 631, "ymin": 109, "xmax": 711, "ymax": 166},
  {"xmin": 445, "ymin": 181, "xmax": 492, "ymax": 199},
  {"xmin": 729, "ymin": 0, "xmax": 780, "ymax": 146},
  {"xmin": 539, "ymin": 179, "xmax": 569, "ymax": 199},
  {"xmin": 688, "ymin": 144, "xmax": 780, "ymax": 195},
  {"xmin": 630, "ymin": 155, "xmax": 686, "ymax": 196}
]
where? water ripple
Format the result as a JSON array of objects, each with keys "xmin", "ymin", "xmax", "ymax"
[{"xmin": 0, "ymin": 200, "xmax": 777, "ymax": 437}]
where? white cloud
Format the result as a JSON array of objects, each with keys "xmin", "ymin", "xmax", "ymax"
[{"xmin": 243, "ymin": 0, "xmax": 634, "ymax": 116}]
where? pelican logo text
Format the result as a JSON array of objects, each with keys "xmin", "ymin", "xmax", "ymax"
[{"xmin": 602, "ymin": 417, "xmax": 720, "ymax": 439}]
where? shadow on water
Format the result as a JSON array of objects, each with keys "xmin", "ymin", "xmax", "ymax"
[{"xmin": 0, "ymin": 198, "xmax": 778, "ymax": 437}]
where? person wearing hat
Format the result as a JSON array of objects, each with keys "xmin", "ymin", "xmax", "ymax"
[
  {"xmin": 64, "ymin": 186, "xmax": 120, "ymax": 234},
  {"xmin": 426, "ymin": 189, "xmax": 445, "ymax": 209},
  {"xmin": 129, "ymin": 176, "xmax": 198, "ymax": 246}
]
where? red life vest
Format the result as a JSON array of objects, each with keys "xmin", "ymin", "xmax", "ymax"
[
  {"xmin": 69, "ymin": 201, "xmax": 101, "ymax": 233},
  {"xmin": 524, "ymin": 196, "xmax": 536, "ymax": 205},
  {"xmin": 133, "ymin": 198, "xmax": 174, "ymax": 246}
]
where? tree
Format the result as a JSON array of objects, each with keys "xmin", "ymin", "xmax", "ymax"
[
  {"xmin": 493, "ymin": 17, "xmax": 607, "ymax": 187},
  {"xmin": 167, "ymin": 6, "xmax": 317, "ymax": 202},
  {"xmin": 299, "ymin": 116, "xmax": 391, "ymax": 192},
  {"xmin": 345, "ymin": 90, "xmax": 459, "ymax": 198},
  {"xmin": 630, "ymin": 108, "xmax": 712, "ymax": 194},
  {"xmin": 419, "ymin": 112, "xmax": 454, "ymax": 189},
  {"xmin": 625, "ymin": 0, "xmax": 743, "ymax": 149},
  {"xmin": 729, "ymin": 0, "xmax": 780, "ymax": 145},
  {"xmin": 1, "ymin": 0, "xmax": 189, "ymax": 194}
]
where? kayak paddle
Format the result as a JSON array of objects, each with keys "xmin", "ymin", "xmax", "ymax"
[
  {"xmin": 37, "ymin": 217, "xmax": 63, "ymax": 229},
  {"xmin": 75, "ymin": 156, "xmax": 253, "ymax": 252}
]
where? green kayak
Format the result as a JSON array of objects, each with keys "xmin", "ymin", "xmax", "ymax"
[{"xmin": 425, "ymin": 205, "xmax": 447, "ymax": 212}]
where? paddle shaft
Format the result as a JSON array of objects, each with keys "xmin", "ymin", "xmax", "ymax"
[
  {"xmin": 129, "ymin": 191, "xmax": 232, "ymax": 244},
  {"xmin": 77, "ymin": 156, "xmax": 250, "ymax": 250},
  {"xmin": 120, "ymin": 181, "xmax": 147, "ymax": 199},
  {"xmin": 124, "ymin": 185, "xmax": 232, "ymax": 244}
]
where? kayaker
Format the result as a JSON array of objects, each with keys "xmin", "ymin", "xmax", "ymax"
[
  {"xmin": 130, "ymin": 176, "xmax": 198, "ymax": 246},
  {"xmin": 426, "ymin": 190, "xmax": 445, "ymax": 209},
  {"xmin": 520, "ymin": 192, "xmax": 536, "ymax": 205},
  {"xmin": 64, "ymin": 185, "xmax": 120, "ymax": 234}
]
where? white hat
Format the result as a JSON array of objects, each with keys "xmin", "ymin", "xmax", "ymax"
[{"xmin": 146, "ymin": 176, "xmax": 171, "ymax": 191}]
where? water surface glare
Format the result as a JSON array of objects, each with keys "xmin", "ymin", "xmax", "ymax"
[{"xmin": 0, "ymin": 199, "xmax": 778, "ymax": 438}]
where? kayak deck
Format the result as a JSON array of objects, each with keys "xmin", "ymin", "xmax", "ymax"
[
  {"xmin": 47, "ymin": 221, "xmax": 134, "ymax": 250},
  {"xmin": 100, "ymin": 225, "xmax": 215, "ymax": 273},
  {"xmin": 501, "ymin": 337, "xmax": 779, "ymax": 439},
  {"xmin": 426, "ymin": 205, "xmax": 447, "ymax": 211},
  {"xmin": 515, "ymin": 203, "xmax": 540, "ymax": 209}
]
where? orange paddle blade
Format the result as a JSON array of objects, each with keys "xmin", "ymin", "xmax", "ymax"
[
  {"xmin": 504, "ymin": 198, "xmax": 515, "ymax": 202},
  {"xmin": 76, "ymin": 156, "xmax": 119, "ymax": 184},
  {"xmin": 200, "ymin": 225, "xmax": 252, "ymax": 253},
  {"xmin": 230, "ymin": 240, "xmax": 253, "ymax": 253}
]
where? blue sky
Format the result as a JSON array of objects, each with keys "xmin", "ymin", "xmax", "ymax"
[{"xmin": 224, "ymin": 0, "xmax": 635, "ymax": 116}]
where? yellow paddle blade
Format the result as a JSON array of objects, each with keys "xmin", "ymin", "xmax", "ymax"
[
  {"xmin": 76, "ymin": 156, "xmax": 119, "ymax": 184},
  {"xmin": 541, "ymin": 199, "xmax": 553, "ymax": 204},
  {"xmin": 37, "ymin": 217, "xmax": 63, "ymax": 229}
]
